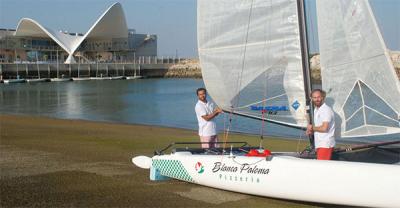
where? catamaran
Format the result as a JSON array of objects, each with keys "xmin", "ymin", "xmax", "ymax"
[
  {"xmin": 133, "ymin": 0, "xmax": 400, "ymax": 207},
  {"xmin": 3, "ymin": 63, "xmax": 25, "ymax": 83},
  {"xmin": 51, "ymin": 50, "xmax": 71, "ymax": 82},
  {"xmin": 109, "ymin": 61, "xmax": 125, "ymax": 80},
  {"xmin": 72, "ymin": 56, "xmax": 91, "ymax": 81},
  {"xmin": 126, "ymin": 64, "xmax": 143, "ymax": 79},
  {"xmin": 26, "ymin": 52, "xmax": 49, "ymax": 82}
]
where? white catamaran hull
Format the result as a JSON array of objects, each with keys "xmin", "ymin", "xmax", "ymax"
[
  {"xmin": 90, "ymin": 77, "xmax": 112, "ymax": 80},
  {"xmin": 110, "ymin": 76, "xmax": 125, "ymax": 80},
  {"xmin": 50, "ymin": 78, "xmax": 71, "ymax": 82},
  {"xmin": 3, "ymin": 79, "xmax": 26, "ymax": 84},
  {"xmin": 134, "ymin": 153, "xmax": 400, "ymax": 207},
  {"xmin": 26, "ymin": 78, "xmax": 49, "ymax": 83},
  {"xmin": 72, "ymin": 77, "xmax": 91, "ymax": 81},
  {"xmin": 126, "ymin": 76, "xmax": 143, "ymax": 80}
]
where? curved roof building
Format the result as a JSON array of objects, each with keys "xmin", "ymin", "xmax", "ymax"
[{"xmin": 14, "ymin": 2, "xmax": 128, "ymax": 63}]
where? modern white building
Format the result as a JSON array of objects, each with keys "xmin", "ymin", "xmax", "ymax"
[{"xmin": 0, "ymin": 2, "xmax": 157, "ymax": 63}]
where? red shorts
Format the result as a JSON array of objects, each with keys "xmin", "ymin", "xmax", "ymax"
[{"xmin": 316, "ymin": 147, "xmax": 333, "ymax": 160}]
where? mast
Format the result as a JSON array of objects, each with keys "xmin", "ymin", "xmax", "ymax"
[
  {"xmin": 56, "ymin": 49, "xmax": 59, "ymax": 78},
  {"xmin": 297, "ymin": 0, "xmax": 315, "ymax": 149},
  {"xmin": 36, "ymin": 51, "xmax": 40, "ymax": 79}
]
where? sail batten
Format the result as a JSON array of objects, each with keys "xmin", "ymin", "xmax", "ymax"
[
  {"xmin": 322, "ymin": 53, "xmax": 386, "ymax": 69},
  {"xmin": 232, "ymin": 93, "xmax": 288, "ymax": 110}
]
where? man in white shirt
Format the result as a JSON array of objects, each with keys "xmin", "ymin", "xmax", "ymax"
[
  {"xmin": 306, "ymin": 89, "xmax": 336, "ymax": 160},
  {"xmin": 195, "ymin": 88, "xmax": 222, "ymax": 148}
]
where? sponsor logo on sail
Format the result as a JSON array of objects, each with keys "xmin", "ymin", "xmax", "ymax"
[
  {"xmin": 195, "ymin": 162, "xmax": 204, "ymax": 174},
  {"xmin": 250, "ymin": 105, "xmax": 289, "ymax": 115},
  {"xmin": 292, "ymin": 100, "xmax": 300, "ymax": 110}
]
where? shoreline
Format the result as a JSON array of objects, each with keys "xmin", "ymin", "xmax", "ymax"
[
  {"xmin": 0, "ymin": 114, "xmax": 314, "ymax": 208},
  {"xmin": 0, "ymin": 112, "xmax": 304, "ymax": 142}
]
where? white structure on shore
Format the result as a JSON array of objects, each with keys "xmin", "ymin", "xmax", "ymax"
[
  {"xmin": 14, "ymin": 3, "xmax": 127, "ymax": 64},
  {"xmin": 1, "ymin": 2, "xmax": 157, "ymax": 64}
]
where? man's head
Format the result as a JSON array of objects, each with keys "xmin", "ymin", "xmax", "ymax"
[
  {"xmin": 196, "ymin": 88, "xmax": 207, "ymax": 102},
  {"xmin": 310, "ymin": 89, "xmax": 326, "ymax": 107}
]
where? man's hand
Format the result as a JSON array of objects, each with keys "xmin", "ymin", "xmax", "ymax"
[
  {"xmin": 306, "ymin": 124, "xmax": 313, "ymax": 136},
  {"xmin": 202, "ymin": 107, "xmax": 223, "ymax": 121},
  {"xmin": 214, "ymin": 107, "xmax": 223, "ymax": 114}
]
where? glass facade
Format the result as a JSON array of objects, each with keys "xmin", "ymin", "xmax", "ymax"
[{"xmin": 0, "ymin": 29, "xmax": 157, "ymax": 63}]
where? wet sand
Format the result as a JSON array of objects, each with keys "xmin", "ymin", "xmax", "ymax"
[{"xmin": 0, "ymin": 114, "xmax": 318, "ymax": 208}]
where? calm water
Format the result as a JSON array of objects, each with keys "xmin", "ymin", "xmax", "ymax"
[{"xmin": 0, "ymin": 79, "xmax": 302, "ymax": 138}]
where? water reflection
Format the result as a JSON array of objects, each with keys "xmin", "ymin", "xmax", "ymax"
[{"xmin": 0, "ymin": 79, "xmax": 301, "ymax": 138}]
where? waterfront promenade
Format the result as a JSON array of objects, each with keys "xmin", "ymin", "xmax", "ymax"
[{"xmin": 0, "ymin": 58, "xmax": 203, "ymax": 80}]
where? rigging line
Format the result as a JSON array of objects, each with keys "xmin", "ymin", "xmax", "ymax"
[
  {"xmin": 223, "ymin": 111, "xmax": 226, "ymax": 150},
  {"xmin": 224, "ymin": 0, "xmax": 255, "ymax": 145},
  {"xmin": 297, "ymin": 130, "xmax": 302, "ymax": 153},
  {"xmin": 228, "ymin": 110, "xmax": 306, "ymax": 130},
  {"xmin": 231, "ymin": 93, "xmax": 287, "ymax": 110},
  {"xmin": 217, "ymin": 1, "xmax": 231, "ymax": 155},
  {"xmin": 260, "ymin": 0, "xmax": 273, "ymax": 149},
  {"xmin": 233, "ymin": 0, "xmax": 255, "ymax": 111},
  {"xmin": 222, "ymin": 109, "xmax": 234, "ymax": 152},
  {"xmin": 223, "ymin": 111, "xmax": 228, "ymax": 150},
  {"xmin": 259, "ymin": 107, "xmax": 266, "ymax": 148},
  {"xmin": 297, "ymin": 123, "xmax": 307, "ymax": 153},
  {"xmin": 219, "ymin": 1, "xmax": 242, "ymax": 148}
]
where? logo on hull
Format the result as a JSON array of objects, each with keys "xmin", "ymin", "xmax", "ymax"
[{"xmin": 195, "ymin": 162, "xmax": 204, "ymax": 174}]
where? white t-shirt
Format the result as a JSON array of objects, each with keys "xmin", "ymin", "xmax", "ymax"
[
  {"xmin": 313, "ymin": 103, "xmax": 336, "ymax": 148},
  {"xmin": 195, "ymin": 100, "xmax": 217, "ymax": 137}
]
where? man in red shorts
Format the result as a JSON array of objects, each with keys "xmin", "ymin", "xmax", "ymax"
[{"xmin": 306, "ymin": 89, "xmax": 336, "ymax": 160}]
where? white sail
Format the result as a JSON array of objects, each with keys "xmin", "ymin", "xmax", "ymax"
[
  {"xmin": 317, "ymin": 0, "xmax": 400, "ymax": 141},
  {"xmin": 198, "ymin": 0, "xmax": 307, "ymax": 128}
]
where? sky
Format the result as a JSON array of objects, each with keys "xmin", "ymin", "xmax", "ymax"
[{"xmin": 0, "ymin": 0, "xmax": 399, "ymax": 57}]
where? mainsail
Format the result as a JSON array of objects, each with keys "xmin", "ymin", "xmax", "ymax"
[
  {"xmin": 317, "ymin": 0, "xmax": 400, "ymax": 142},
  {"xmin": 198, "ymin": 0, "xmax": 308, "ymax": 128}
]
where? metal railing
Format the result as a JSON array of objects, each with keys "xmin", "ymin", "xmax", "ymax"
[{"xmin": 1, "ymin": 56, "xmax": 186, "ymax": 65}]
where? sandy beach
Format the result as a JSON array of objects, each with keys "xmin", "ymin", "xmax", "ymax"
[{"xmin": 0, "ymin": 114, "xmax": 324, "ymax": 208}]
